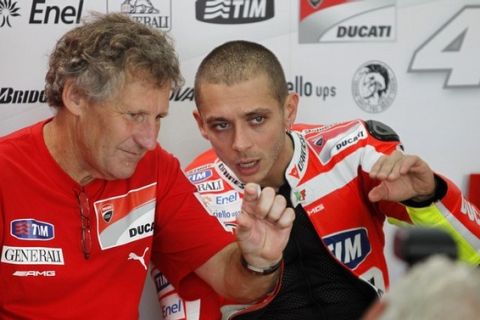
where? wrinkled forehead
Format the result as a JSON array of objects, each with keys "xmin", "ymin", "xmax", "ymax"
[{"xmin": 125, "ymin": 67, "xmax": 173, "ymax": 89}]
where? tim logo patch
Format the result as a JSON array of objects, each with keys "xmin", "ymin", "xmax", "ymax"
[
  {"xmin": 11, "ymin": 219, "xmax": 54, "ymax": 240},
  {"xmin": 195, "ymin": 0, "xmax": 274, "ymax": 24},
  {"xmin": 94, "ymin": 183, "xmax": 157, "ymax": 250},
  {"xmin": 152, "ymin": 269, "xmax": 175, "ymax": 296},
  {"xmin": 323, "ymin": 228, "xmax": 371, "ymax": 269},
  {"xmin": 188, "ymin": 169, "xmax": 213, "ymax": 183}
]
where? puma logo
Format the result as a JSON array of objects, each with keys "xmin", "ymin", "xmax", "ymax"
[{"xmin": 128, "ymin": 247, "xmax": 149, "ymax": 270}]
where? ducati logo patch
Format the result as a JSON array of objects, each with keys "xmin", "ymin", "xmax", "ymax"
[
  {"xmin": 94, "ymin": 183, "xmax": 157, "ymax": 250},
  {"xmin": 101, "ymin": 203, "xmax": 114, "ymax": 223}
]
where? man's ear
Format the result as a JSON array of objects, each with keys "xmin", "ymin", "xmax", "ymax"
[
  {"xmin": 193, "ymin": 109, "xmax": 209, "ymax": 140},
  {"xmin": 62, "ymin": 80, "xmax": 84, "ymax": 116},
  {"xmin": 284, "ymin": 92, "xmax": 299, "ymax": 130}
]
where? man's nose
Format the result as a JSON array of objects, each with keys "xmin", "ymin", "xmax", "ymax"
[
  {"xmin": 232, "ymin": 125, "xmax": 253, "ymax": 152},
  {"xmin": 134, "ymin": 120, "xmax": 158, "ymax": 151}
]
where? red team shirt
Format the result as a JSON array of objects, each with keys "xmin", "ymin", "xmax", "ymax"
[{"xmin": 0, "ymin": 119, "xmax": 234, "ymax": 319}]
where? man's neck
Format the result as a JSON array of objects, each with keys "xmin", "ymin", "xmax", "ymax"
[
  {"xmin": 43, "ymin": 112, "xmax": 94, "ymax": 185},
  {"xmin": 263, "ymin": 132, "xmax": 295, "ymax": 190}
]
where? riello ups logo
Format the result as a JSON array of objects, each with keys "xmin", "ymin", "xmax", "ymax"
[
  {"xmin": 299, "ymin": 0, "xmax": 396, "ymax": 43},
  {"xmin": 196, "ymin": 0, "xmax": 274, "ymax": 24}
]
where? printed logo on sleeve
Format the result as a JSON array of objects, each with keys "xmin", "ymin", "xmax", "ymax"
[
  {"xmin": 152, "ymin": 269, "xmax": 175, "ymax": 297},
  {"xmin": 188, "ymin": 168, "xmax": 213, "ymax": 183},
  {"xmin": 10, "ymin": 219, "xmax": 54, "ymax": 241},
  {"xmin": 196, "ymin": 179, "xmax": 224, "ymax": 192},
  {"xmin": 200, "ymin": 191, "xmax": 241, "ymax": 232},
  {"xmin": 213, "ymin": 190, "xmax": 240, "ymax": 205},
  {"xmin": 333, "ymin": 126, "xmax": 367, "ymax": 154},
  {"xmin": 217, "ymin": 162, "xmax": 245, "ymax": 190},
  {"xmin": 152, "ymin": 271, "xmax": 201, "ymax": 319},
  {"xmin": 160, "ymin": 293, "xmax": 186, "ymax": 320},
  {"xmin": 306, "ymin": 121, "xmax": 367, "ymax": 164}
]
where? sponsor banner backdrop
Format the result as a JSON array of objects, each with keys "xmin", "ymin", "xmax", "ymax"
[{"xmin": 1, "ymin": 0, "xmax": 480, "ymax": 319}]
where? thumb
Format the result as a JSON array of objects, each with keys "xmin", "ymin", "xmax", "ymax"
[{"xmin": 368, "ymin": 182, "xmax": 389, "ymax": 202}]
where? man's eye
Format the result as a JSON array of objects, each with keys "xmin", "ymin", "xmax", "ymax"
[
  {"xmin": 128, "ymin": 113, "xmax": 145, "ymax": 122},
  {"xmin": 251, "ymin": 116, "xmax": 265, "ymax": 125},
  {"xmin": 212, "ymin": 122, "xmax": 229, "ymax": 131}
]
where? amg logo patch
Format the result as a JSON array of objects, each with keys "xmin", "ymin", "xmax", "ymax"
[{"xmin": 13, "ymin": 270, "xmax": 56, "ymax": 277}]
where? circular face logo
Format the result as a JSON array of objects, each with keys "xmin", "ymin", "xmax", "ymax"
[{"xmin": 352, "ymin": 61, "xmax": 397, "ymax": 113}]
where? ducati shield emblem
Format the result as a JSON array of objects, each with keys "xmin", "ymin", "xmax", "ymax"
[
  {"xmin": 289, "ymin": 166, "xmax": 300, "ymax": 179},
  {"xmin": 309, "ymin": 0, "xmax": 323, "ymax": 8},
  {"xmin": 101, "ymin": 203, "xmax": 114, "ymax": 223}
]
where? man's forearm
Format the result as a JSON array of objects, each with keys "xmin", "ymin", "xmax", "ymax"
[
  {"xmin": 224, "ymin": 244, "xmax": 281, "ymax": 303},
  {"xmin": 195, "ymin": 242, "xmax": 281, "ymax": 303}
]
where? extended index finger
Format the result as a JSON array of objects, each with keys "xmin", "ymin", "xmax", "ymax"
[
  {"xmin": 240, "ymin": 183, "xmax": 261, "ymax": 215},
  {"xmin": 241, "ymin": 183, "xmax": 279, "ymax": 220}
]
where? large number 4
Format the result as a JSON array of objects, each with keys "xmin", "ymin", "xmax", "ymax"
[{"xmin": 409, "ymin": 6, "xmax": 480, "ymax": 88}]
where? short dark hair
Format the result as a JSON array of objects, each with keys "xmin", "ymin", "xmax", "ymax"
[{"xmin": 194, "ymin": 40, "xmax": 288, "ymax": 107}]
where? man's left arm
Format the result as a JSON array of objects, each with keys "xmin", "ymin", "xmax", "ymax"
[{"xmin": 368, "ymin": 150, "xmax": 480, "ymax": 264}]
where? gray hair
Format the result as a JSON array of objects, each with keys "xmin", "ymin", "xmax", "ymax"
[
  {"xmin": 380, "ymin": 255, "xmax": 480, "ymax": 320},
  {"xmin": 45, "ymin": 12, "xmax": 183, "ymax": 108}
]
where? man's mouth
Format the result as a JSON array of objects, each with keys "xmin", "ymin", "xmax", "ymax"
[
  {"xmin": 120, "ymin": 148, "xmax": 143, "ymax": 162},
  {"xmin": 236, "ymin": 159, "xmax": 260, "ymax": 176},
  {"xmin": 238, "ymin": 160, "xmax": 257, "ymax": 168}
]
